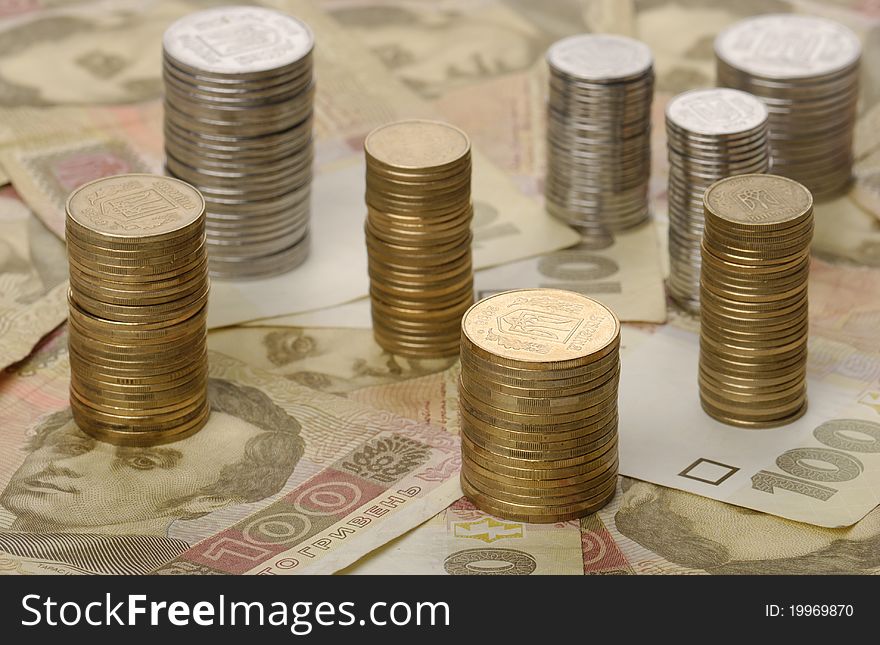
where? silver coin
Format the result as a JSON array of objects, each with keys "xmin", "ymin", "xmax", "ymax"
[
  {"xmin": 163, "ymin": 6, "xmax": 314, "ymax": 77},
  {"xmin": 666, "ymin": 88, "xmax": 767, "ymax": 137},
  {"xmin": 715, "ymin": 14, "xmax": 861, "ymax": 81},
  {"xmin": 547, "ymin": 34, "xmax": 653, "ymax": 82},
  {"xmin": 544, "ymin": 34, "xmax": 653, "ymax": 230},
  {"xmin": 208, "ymin": 236, "xmax": 311, "ymax": 280}
]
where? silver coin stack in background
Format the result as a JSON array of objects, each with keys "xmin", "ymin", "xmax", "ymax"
[
  {"xmin": 162, "ymin": 6, "xmax": 315, "ymax": 278},
  {"xmin": 545, "ymin": 34, "xmax": 654, "ymax": 231},
  {"xmin": 666, "ymin": 88, "xmax": 770, "ymax": 313},
  {"xmin": 715, "ymin": 14, "xmax": 860, "ymax": 200}
]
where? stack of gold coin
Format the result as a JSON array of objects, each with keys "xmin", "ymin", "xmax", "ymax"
[
  {"xmin": 66, "ymin": 174, "xmax": 210, "ymax": 446},
  {"xmin": 700, "ymin": 174, "xmax": 813, "ymax": 428},
  {"xmin": 364, "ymin": 120, "xmax": 474, "ymax": 359},
  {"xmin": 162, "ymin": 6, "xmax": 314, "ymax": 278},
  {"xmin": 666, "ymin": 88, "xmax": 770, "ymax": 314},
  {"xmin": 545, "ymin": 34, "xmax": 654, "ymax": 231},
  {"xmin": 715, "ymin": 15, "xmax": 860, "ymax": 199},
  {"xmin": 458, "ymin": 288, "xmax": 620, "ymax": 523}
]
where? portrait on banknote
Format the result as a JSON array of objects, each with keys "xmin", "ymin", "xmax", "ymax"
[
  {"xmin": 0, "ymin": 378, "xmax": 305, "ymax": 574},
  {"xmin": 614, "ymin": 479, "xmax": 880, "ymax": 574}
]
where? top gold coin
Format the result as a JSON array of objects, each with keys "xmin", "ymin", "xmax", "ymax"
[
  {"xmin": 364, "ymin": 120, "xmax": 470, "ymax": 171},
  {"xmin": 67, "ymin": 174, "xmax": 205, "ymax": 240},
  {"xmin": 461, "ymin": 289, "xmax": 620, "ymax": 370},
  {"xmin": 704, "ymin": 174, "xmax": 813, "ymax": 231}
]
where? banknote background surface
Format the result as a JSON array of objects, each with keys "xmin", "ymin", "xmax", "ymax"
[{"xmin": 0, "ymin": 0, "xmax": 879, "ymax": 575}]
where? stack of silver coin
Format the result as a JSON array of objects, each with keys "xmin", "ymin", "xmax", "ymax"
[
  {"xmin": 545, "ymin": 34, "xmax": 654, "ymax": 231},
  {"xmin": 162, "ymin": 6, "xmax": 315, "ymax": 278},
  {"xmin": 715, "ymin": 14, "xmax": 860, "ymax": 200},
  {"xmin": 666, "ymin": 88, "xmax": 770, "ymax": 313}
]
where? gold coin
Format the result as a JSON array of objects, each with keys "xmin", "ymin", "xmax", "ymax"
[
  {"xmin": 459, "ymin": 353, "xmax": 618, "ymax": 396},
  {"xmin": 459, "ymin": 367, "xmax": 619, "ymax": 415},
  {"xmin": 703, "ymin": 174, "xmax": 812, "ymax": 231},
  {"xmin": 69, "ymin": 347, "xmax": 208, "ymax": 379},
  {"xmin": 66, "ymin": 223, "xmax": 205, "ymax": 257},
  {"xmin": 699, "ymin": 363, "xmax": 805, "ymax": 388},
  {"xmin": 74, "ymin": 402, "xmax": 210, "ymax": 446},
  {"xmin": 462, "ymin": 463, "xmax": 618, "ymax": 506},
  {"xmin": 66, "ymin": 174, "xmax": 205, "ymax": 243},
  {"xmin": 460, "ymin": 472, "xmax": 616, "ymax": 523},
  {"xmin": 462, "ymin": 433, "xmax": 618, "ymax": 478},
  {"xmin": 71, "ymin": 283, "xmax": 210, "ymax": 322},
  {"xmin": 461, "ymin": 449, "xmax": 618, "ymax": 490},
  {"xmin": 461, "ymin": 288, "xmax": 620, "ymax": 371},
  {"xmin": 462, "ymin": 456, "xmax": 618, "ymax": 497},
  {"xmin": 71, "ymin": 362, "xmax": 208, "ymax": 394},
  {"xmin": 459, "ymin": 402, "xmax": 618, "ymax": 442},
  {"xmin": 459, "ymin": 344, "xmax": 620, "ymax": 384},
  {"xmin": 462, "ymin": 417, "xmax": 617, "ymax": 460},
  {"xmin": 699, "ymin": 387, "xmax": 806, "ymax": 415},
  {"xmin": 698, "ymin": 372, "xmax": 806, "ymax": 402},
  {"xmin": 67, "ymin": 307, "xmax": 207, "ymax": 344},
  {"xmin": 71, "ymin": 387, "xmax": 207, "ymax": 421},
  {"xmin": 459, "ymin": 383, "xmax": 617, "ymax": 428},
  {"xmin": 700, "ymin": 399, "xmax": 808, "ymax": 429},
  {"xmin": 364, "ymin": 120, "xmax": 470, "ymax": 173}
]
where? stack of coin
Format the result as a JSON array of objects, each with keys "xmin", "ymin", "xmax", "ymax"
[
  {"xmin": 364, "ymin": 120, "xmax": 474, "ymax": 359},
  {"xmin": 545, "ymin": 34, "xmax": 654, "ymax": 231},
  {"xmin": 666, "ymin": 88, "xmax": 770, "ymax": 313},
  {"xmin": 162, "ymin": 6, "xmax": 314, "ymax": 278},
  {"xmin": 458, "ymin": 289, "xmax": 620, "ymax": 523},
  {"xmin": 715, "ymin": 14, "xmax": 860, "ymax": 200},
  {"xmin": 66, "ymin": 174, "xmax": 210, "ymax": 446},
  {"xmin": 700, "ymin": 174, "xmax": 813, "ymax": 428}
]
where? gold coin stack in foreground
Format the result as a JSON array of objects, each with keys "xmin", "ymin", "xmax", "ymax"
[
  {"xmin": 666, "ymin": 88, "xmax": 770, "ymax": 313},
  {"xmin": 364, "ymin": 120, "xmax": 474, "ymax": 358},
  {"xmin": 545, "ymin": 34, "xmax": 654, "ymax": 231},
  {"xmin": 715, "ymin": 15, "xmax": 860, "ymax": 199},
  {"xmin": 66, "ymin": 174, "xmax": 210, "ymax": 445},
  {"xmin": 700, "ymin": 174, "xmax": 813, "ymax": 428},
  {"xmin": 459, "ymin": 289, "xmax": 620, "ymax": 523},
  {"xmin": 163, "ymin": 6, "xmax": 314, "ymax": 278}
]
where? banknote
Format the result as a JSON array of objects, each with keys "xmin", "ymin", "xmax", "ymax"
[
  {"xmin": 0, "ymin": 186, "xmax": 67, "ymax": 370},
  {"xmin": 345, "ymin": 474, "xmax": 880, "ymax": 574},
  {"xmin": 0, "ymin": 327, "xmax": 462, "ymax": 575}
]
